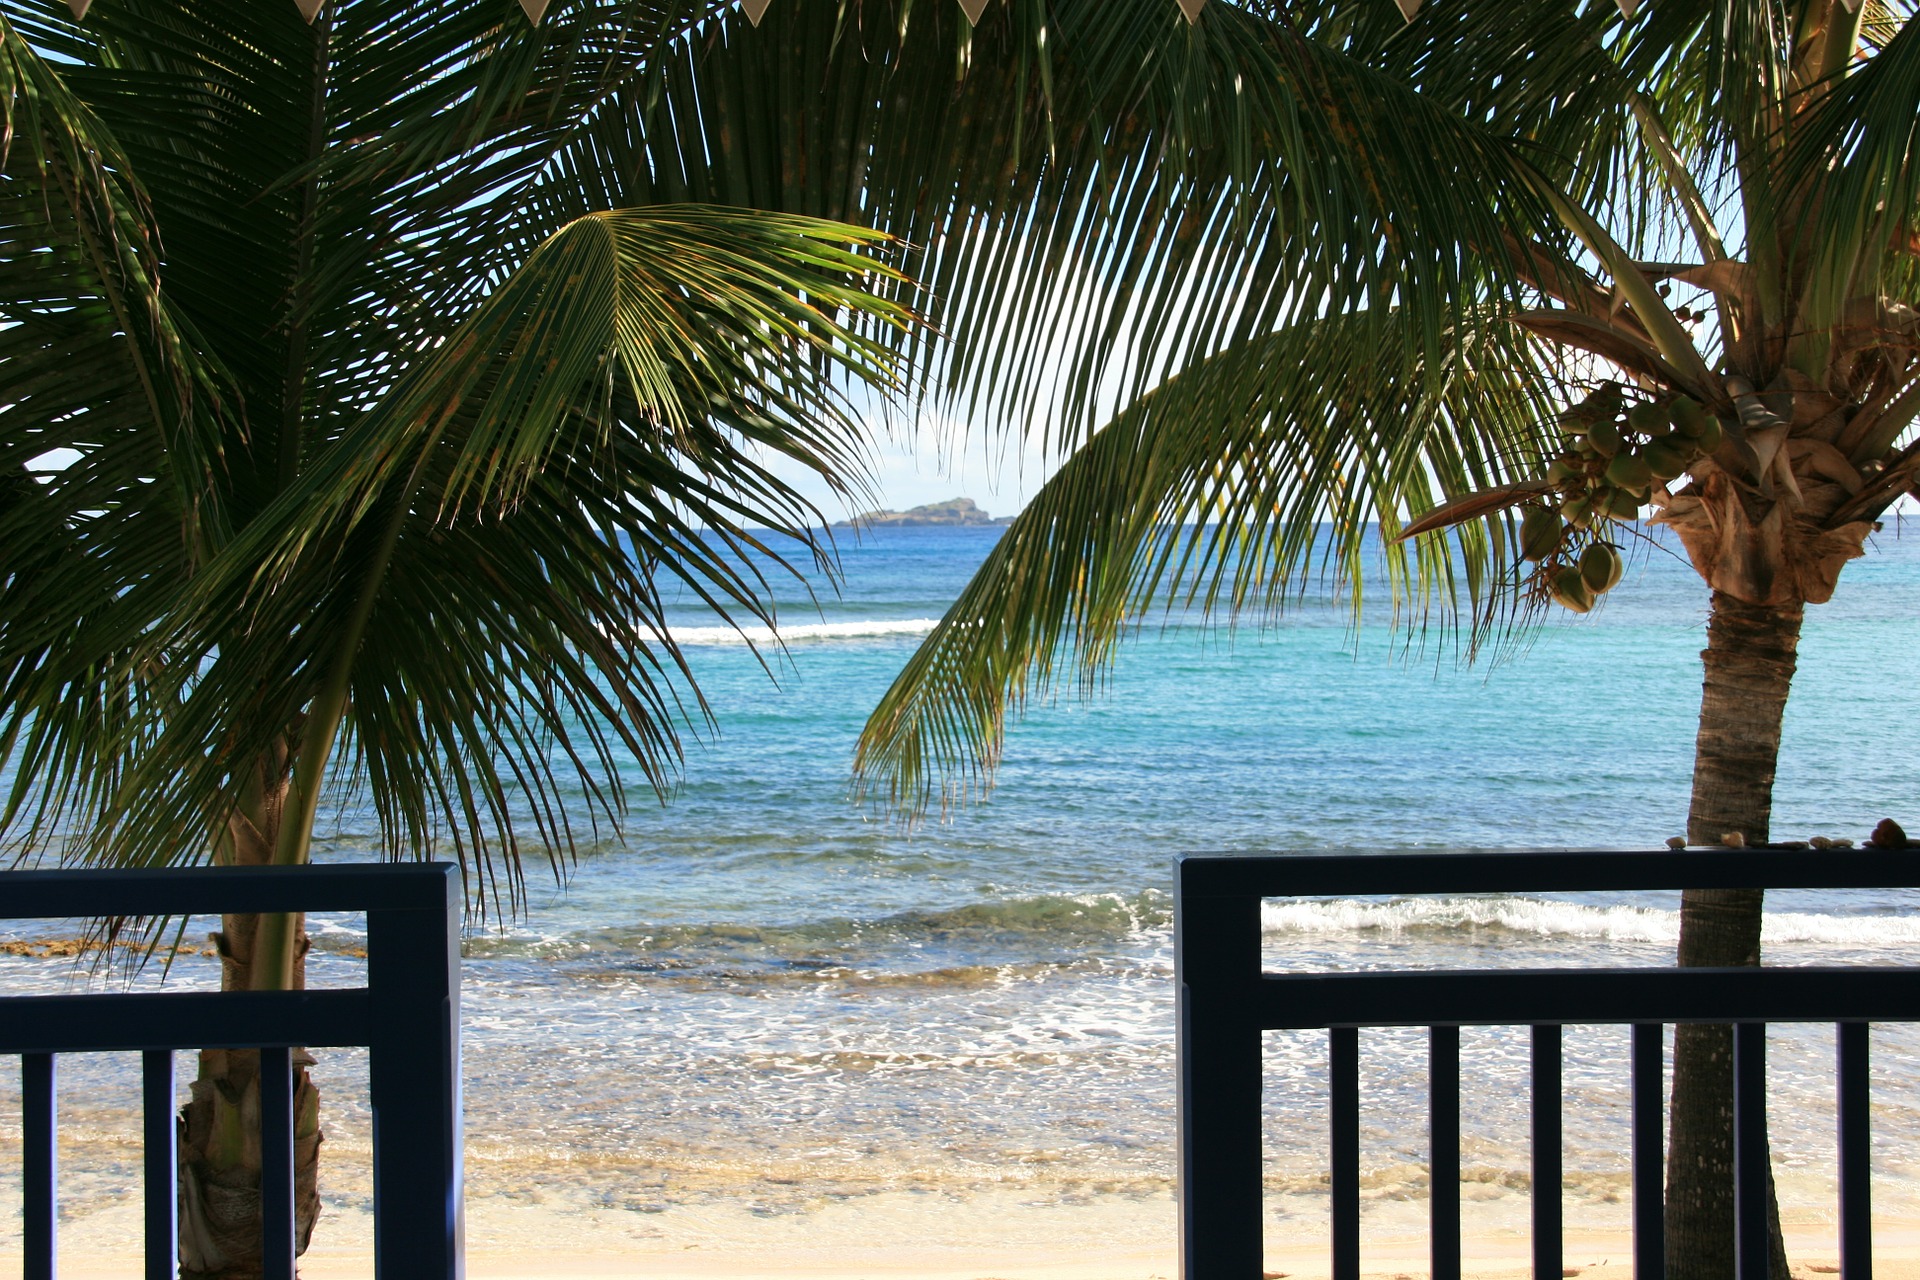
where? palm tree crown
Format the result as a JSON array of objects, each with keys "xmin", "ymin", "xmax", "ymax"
[{"xmin": 0, "ymin": 1, "xmax": 919, "ymax": 918}]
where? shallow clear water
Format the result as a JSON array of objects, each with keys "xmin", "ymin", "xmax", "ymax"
[{"xmin": 4, "ymin": 520, "xmax": 1920, "ymax": 1236}]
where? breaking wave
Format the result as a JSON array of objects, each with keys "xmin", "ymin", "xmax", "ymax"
[
  {"xmin": 667, "ymin": 617, "xmax": 942, "ymax": 646},
  {"xmin": 1260, "ymin": 895, "xmax": 1920, "ymax": 947},
  {"xmin": 462, "ymin": 891, "xmax": 1173, "ymax": 963}
]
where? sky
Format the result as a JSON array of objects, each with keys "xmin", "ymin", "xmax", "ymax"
[{"xmin": 776, "ymin": 409, "xmax": 1920, "ymax": 528}]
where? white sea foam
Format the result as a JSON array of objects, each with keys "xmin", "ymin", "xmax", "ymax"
[
  {"xmin": 1260, "ymin": 896, "xmax": 1920, "ymax": 947},
  {"xmin": 667, "ymin": 617, "xmax": 942, "ymax": 646}
]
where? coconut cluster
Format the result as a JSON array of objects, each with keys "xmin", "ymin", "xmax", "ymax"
[{"xmin": 1521, "ymin": 387, "xmax": 1725, "ymax": 612}]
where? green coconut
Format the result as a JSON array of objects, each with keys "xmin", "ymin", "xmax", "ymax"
[
  {"xmin": 1520, "ymin": 505, "xmax": 1563, "ymax": 561},
  {"xmin": 1627, "ymin": 402, "xmax": 1669, "ymax": 436},
  {"xmin": 1694, "ymin": 417, "xmax": 1724, "ymax": 454},
  {"xmin": 1671, "ymin": 396, "xmax": 1708, "ymax": 436},
  {"xmin": 1641, "ymin": 436, "xmax": 1692, "ymax": 479},
  {"xmin": 1549, "ymin": 565, "xmax": 1595, "ymax": 613},
  {"xmin": 1570, "ymin": 386, "xmax": 1625, "ymax": 422},
  {"xmin": 1604, "ymin": 451, "xmax": 1655, "ymax": 492},
  {"xmin": 1587, "ymin": 419, "xmax": 1624, "ymax": 456},
  {"xmin": 1606, "ymin": 486, "xmax": 1643, "ymax": 519},
  {"xmin": 1579, "ymin": 542, "xmax": 1624, "ymax": 594}
]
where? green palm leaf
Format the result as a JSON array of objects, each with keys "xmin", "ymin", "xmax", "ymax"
[
  {"xmin": 2, "ymin": 0, "xmax": 1592, "ymax": 881},
  {"xmin": 854, "ymin": 310, "xmax": 1553, "ymax": 813},
  {"xmin": 0, "ymin": 16, "xmax": 240, "ymax": 852},
  {"xmin": 443, "ymin": 0, "xmax": 1571, "ymax": 447},
  {"xmin": 1789, "ymin": 10, "xmax": 1920, "ymax": 309},
  {"xmin": 85, "ymin": 206, "xmax": 906, "ymax": 907}
]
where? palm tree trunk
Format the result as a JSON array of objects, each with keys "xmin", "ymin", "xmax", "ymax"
[
  {"xmin": 1667, "ymin": 592, "xmax": 1802, "ymax": 1280},
  {"xmin": 179, "ymin": 752, "xmax": 323, "ymax": 1278}
]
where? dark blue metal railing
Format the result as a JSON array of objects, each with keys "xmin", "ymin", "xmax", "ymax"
[
  {"xmin": 1, "ymin": 863, "xmax": 463, "ymax": 1280},
  {"xmin": 1175, "ymin": 849, "xmax": 1920, "ymax": 1280}
]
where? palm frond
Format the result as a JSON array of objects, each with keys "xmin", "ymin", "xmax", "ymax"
[
  {"xmin": 85, "ymin": 206, "xmax": 907, "ymax": 911},
  {"xmin": 853, "ymin": 309, "xmax": 1555, "ymax": 814},
  {"xmin": 1789, "ymin": 10, "xmax": 1920, "ymax": 310},
  {"xmin": 422, "ymin": 0, "xmax": 1574, "ymax": 454},
  {"xmin": 0, "ymin": 14, "xmax": 239, "ymax": 856}
]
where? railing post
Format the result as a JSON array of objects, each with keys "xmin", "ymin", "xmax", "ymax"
[
  {"xmin": 0, "ymin": 866, "xmax": 472, "ymax": 1280},
  {"xmin": 367, "ymin": 867, "xmax": 465, "ymax": 1279},
  {"xmin": 1430, "ymin": 1026, "xmax": 1461, "ymax": 1280},
  {"xmin": 1632, "ymin": 1023, "xmax": 1665, "ymax": 1280},
  {"xmin": 23, "ymin": 1051, "xmax": 56, "ymax": 1280},
  {"xmin": 1176, "ymin": 874, "xmax": 1263, "ymax": 1280},
  {"xmin": 1532, "ymin": 1025, "xmax": 1562, "ymax": 1280},
  {"xmin": 1837, "ymin": 1022, "xmax": 1872, "ymax": 1280},
  {"xmin": 1330, "ymin": 1026, "xmax": 1360, "ymax": 1280},
  {"xmin": 1733, "ymin": 1022, "xmax": 1769, "ymax": 1280},
  {"xmin": 259, "ymin": 1045, "xmax": 296, "ymax": 1280},
  {"xmin": 143, "ymin": 1049, "xmax": 177, "ymax": 1280},
  {"xmin": 1167, "ymin": 849, "xmax": 1920, "ymax": 1280}
]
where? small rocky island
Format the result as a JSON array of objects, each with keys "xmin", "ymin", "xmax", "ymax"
[{"xmin": 836, "ymin": 497, "xmax": 1013, "ymax": 528}]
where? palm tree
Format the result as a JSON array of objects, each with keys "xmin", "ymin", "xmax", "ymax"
[
  {"xmin": 0, "ymin": 1, "xmax": 918, "ymax": 1270},
  {"xmin": 853, "ymin": 3, "xmax": 1919, "ymax": 1277}
]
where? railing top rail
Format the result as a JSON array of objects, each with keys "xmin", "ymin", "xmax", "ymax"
[
  {"xmin": 0, "ymin": 988, "xmax": 376, "ymax": 1054},
  {"xmin": 1177, "ymin": 848, "xmax": 1920, "ymax": 897},
  {"xmin": 1252, "ymin": 965, "xmax": 1920, "ymax": 1029},
  {"xmin": 0, "ymin": 862, "xmax": 459, "ymax": 919}
]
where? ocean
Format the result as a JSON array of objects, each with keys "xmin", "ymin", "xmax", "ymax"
[{"xmin": 4, "ymin": 520, "xmax": 1920, "ymax": 1261}]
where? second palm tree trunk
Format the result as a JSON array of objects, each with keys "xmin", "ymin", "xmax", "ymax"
[{"xmin": 1668, "ymin": 592, "xmax": 1801, "ymax": 1280}]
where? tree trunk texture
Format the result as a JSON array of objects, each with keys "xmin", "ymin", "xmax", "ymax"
[
  {"xmin": 179, "ymin": 753, "xmax": 323, "ymax": 1279},
  {"xmin": 1667, "ymin": 592, "xmax": 1803, "ymax": 1280}
]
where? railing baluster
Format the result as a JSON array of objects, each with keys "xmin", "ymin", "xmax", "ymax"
[
  {"xmin": 1431, "ymin": 1025, "xmax": 1461, "ymax": 1280},
  {"xmin": 143, "ymin": 1049, "xmax": 177, "ymax": 1280},
  {"xmin": 1632, "ymin": 1023, "xmax": 1665, "ymax": 1280},
  {"xmin": 23, "ymin": 1051, "xmax": 57, "ymax": 1280},
  {"xmin": 1734, "ymin": 1022, "xmax": 1769, "ymax": 1280},
  {"xmin": 1331, "ymin": 1025, "xmax": 1360, "ymax": 1280},
  {"xmin": 1533, "ymin": 1025, "xmax": 1563, "ymax": 1280},
  {"xmin": 259, "ymin": 1045, "xmax": 296, "ymax": 1280},
  {"xmin": 1838, "ymin": 1021, "xmax": 1872, "ymax": 1280},
  {"xmin": 368, "ymin": 882, "xmax": 466, "ymax": 1279}
]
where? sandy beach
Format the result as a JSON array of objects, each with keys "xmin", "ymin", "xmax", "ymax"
[
  {"xmin": 15, "ymin": 1197, "xmax": 1920, "ymax": 1280},
  {"xmin": 10, "ymin": 1136, "xmax": 1920, "ymax": 1280}
]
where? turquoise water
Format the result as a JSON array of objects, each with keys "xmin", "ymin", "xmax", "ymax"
[
  {"xmin": 4, "ymin": 520, "xmax": 1920, "ymax": 1236},
  {"xmin": 368, "ymin": 520, "xmax": 1920, "ymax": 1211}
]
